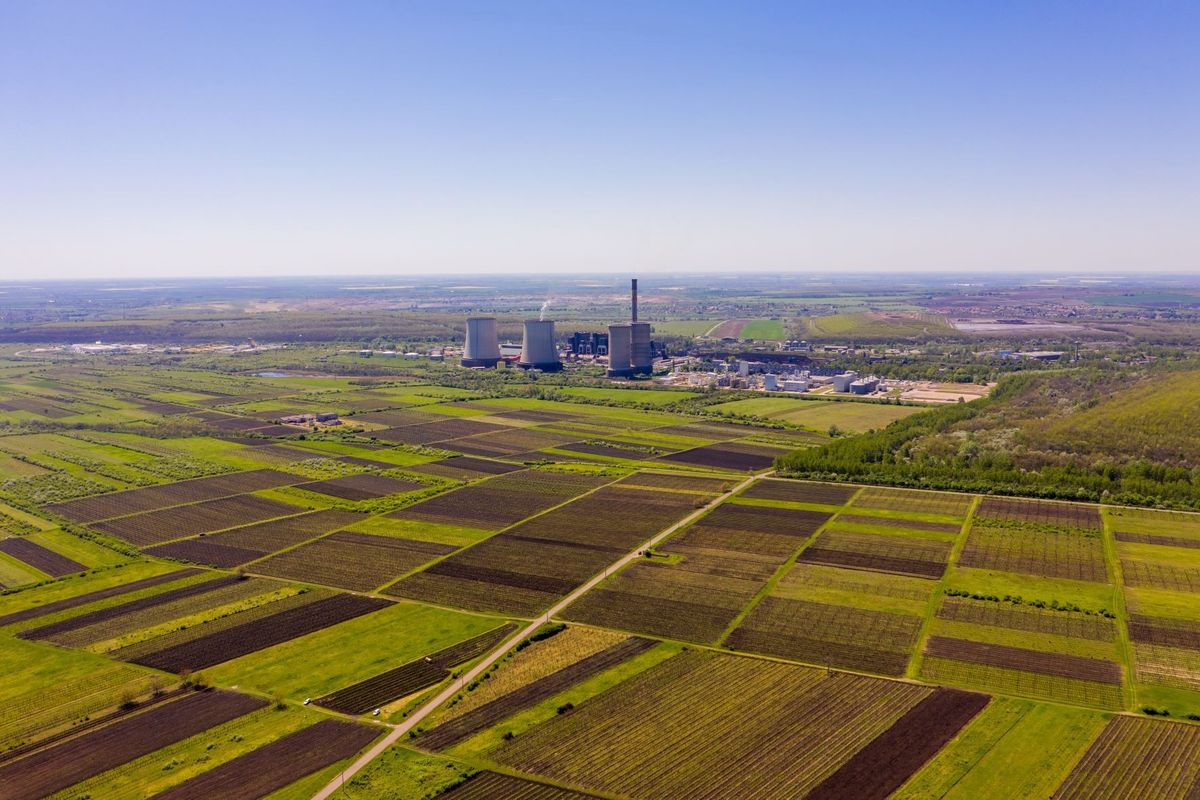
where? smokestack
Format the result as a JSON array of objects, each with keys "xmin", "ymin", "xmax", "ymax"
[{"xmin": 631, "ymin": 278, "xmax": 638, "ymax": 322}]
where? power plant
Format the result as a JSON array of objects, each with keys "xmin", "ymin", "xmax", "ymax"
[
  {"xmin": 518, "ymin": 319, "xmax": 562, "ymax": 372},
  {"xmin": 460, "ymin": 278, "xmax": 652, "ymax": 376},
  {"xmin": 460, "ymin": 316, "xmax": 501, "ymax": 367}
]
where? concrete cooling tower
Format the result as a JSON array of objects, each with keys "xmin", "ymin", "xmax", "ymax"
[
  {"xmin": 461, "ymin": 316, "xmax": 501, "ymax": 367},
  {"xmin": 519, "ymin": 319, "xmax": 562, "ymax": 372},
  {"xmin": 607, "ymin": 323, "xmax": 634, "ymax": 377},
  {"xmin": 630, "ymin": 322, "xmax": 652, "ymax": 375}
]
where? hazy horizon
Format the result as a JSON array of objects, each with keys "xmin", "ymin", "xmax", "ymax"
[{"xmin": 3, "ymin": 1, "xmax": 1197, "ymax": 279}]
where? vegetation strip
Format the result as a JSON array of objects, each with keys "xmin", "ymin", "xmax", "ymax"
[
  {"xmin": 440, "ymin": 771, "xmax": 604, "ymax": 799},
  {"xmin": 0, "ymin": 538, "xmax": 86, "ymax": 577},
  {"xmin": 17, "ymin": 574, "xmax": 246, "ymax": 640},
  {"xmin": 128, "ymin": 593, "xmax": 392, "ymax": 672},
  {"xmin": 924, "ymin": 636, "xmax": 1122, "ymax": 684},
  {"xmin": 148, "ymin": 718, "xmax": 380, "ymax": 800},
  {"xmin": 0, "ymin": 689, "xmax": 265, "ymax": 800},
  {"xmin": 804, "ymin": 687, "xmax": 990, "ymax": 800},
  {"xmin": 420, "ymin": 636, "xmax": 657, "ymax": 750},
  {"xmin": 316, "ymin": 623, "xmax": 519, "ymax": 715}
]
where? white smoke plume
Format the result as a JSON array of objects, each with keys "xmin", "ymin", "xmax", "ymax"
[{"xmin": 539, "ymin": 299, "xmax": 551, "ymax": 320}]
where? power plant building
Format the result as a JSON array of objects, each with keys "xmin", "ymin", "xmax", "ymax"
[
  {"xmin": 461, "ymin": 316, "xmax": 501, "ymax": 367},
  {"xmin": 606, "ymin": 324, "xmax": 634, "ymax": 378},
  {"xmin": 832, "ymin": 372, "xmax": 858, "ymax": 392},
  {"xmin": 569, "ymin": 331, "xmax": 608, "ymax": 356},
  {"xmin": 518, "ymin": 319, "xmax": 562, "ymax": 372}
]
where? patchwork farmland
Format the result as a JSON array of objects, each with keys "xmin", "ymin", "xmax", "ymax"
[{"xmin": 5, "ymin": 361, "xmax": 1200, "ymax": 799}]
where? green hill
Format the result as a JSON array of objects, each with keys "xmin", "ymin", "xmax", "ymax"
[{"xmin": 777, "ymin": 368, "xmax": 1200, "ymax": 508}]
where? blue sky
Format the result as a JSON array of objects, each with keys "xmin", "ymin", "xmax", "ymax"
[{"xmin": 1, "ymin": 1, "xmax": 1197, "ymax": 278}]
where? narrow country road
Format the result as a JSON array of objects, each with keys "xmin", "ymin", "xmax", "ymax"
[{"xmin": 310, "ymin": 470, "xmax": 768, "ymax": 799}]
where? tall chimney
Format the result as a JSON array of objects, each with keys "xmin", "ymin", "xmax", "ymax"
[{"xmin": 631, "ymin": 278, "xmax": 638, "ymax": 322}]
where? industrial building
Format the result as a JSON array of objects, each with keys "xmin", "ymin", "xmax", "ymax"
[
  {"xmin": 519, "ymin": 319, "xmax": 562, "ymax": 372},
  {"xmin": 569, "ymin": 331, "xmax": 608, "ymax": 356},
  {"xmin": 831, "ymin": 371, "xmax": 858, "ymax": 392},
  {"xmin": 849, "ymin": 377, "xmax": 879, "ymax": 395},
  {"xmin": 461, "ymin": 317, "xmax": 502, "ymax": 367}
]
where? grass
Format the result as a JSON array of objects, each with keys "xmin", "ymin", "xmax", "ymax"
[
  {"xmin": 895, "ymin": 700, "xmax": 1107, "ymax": 800},
  {"xmin": 942, "ymin": 567, "xmax": 1117, "ymax": 613},
  {"xmin": 708, "ymin": 396, "xmax": 922, "ymax": 432},
  {"xmin": 800, "ymin": 311, "xmax": 955, "ymax": 340},
  {"xmin": 0, "ymin": 560, "xmax": 179, "ymax": 619},
  {"xmin": 737, "ymin": 319, "xmax": 786, "ymax": 340},
  {"xmin": 331, "ymin": 746, "xmax": 475, "ymax": 799},
  {"xmin": 341, "ymin": 515, "xmax": 492, "ymax": 548},
  {"xmin": 650, "ymin": 320, "xmax": 720, "ymax": 337},
  {"xmin": 556, "ymin": 387, "xmax": 697, "ymax": 406},
  {"xmin": 207, "ymin": 600, "xmax": 506, "ymax": 700},
  {"xmin": 0, "ymin": 552, "xmax": 45, "ymax": 587},
  {"xmin": 30, "ymin": 528, "xmax": 132, "ymax": 569},
  {"xmin": 46, "ymin": 706, "xmax": 321, "ymax": 800}
]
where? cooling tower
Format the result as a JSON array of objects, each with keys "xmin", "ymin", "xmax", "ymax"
[
  {"xmin": 630, "ymin": 321, "xmax": 652, "ymax": 375},
  {"xmin": 519, "ymin": 319, "xmax": 562, "ymax": 372},
  {"xmin": 461, "ymin": 316, "xmax": 501, "ymax": 367},
  {"xmin": 607, "ymin": 324, "xmax": 634, "ymax": 378}
]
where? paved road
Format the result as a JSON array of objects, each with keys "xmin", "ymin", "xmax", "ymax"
[{"xmin": 311, "ymin": 470, "xmax": 766, "ymax": 799}]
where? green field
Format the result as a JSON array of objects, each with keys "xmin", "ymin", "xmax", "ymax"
[
  {"xmin": 800, "ymin": 311, "xmax": 956, "ymax": 340},
  {"xmin": 556, "ymin": 387, "xmax": 697, "ymax": 406},
  {"xmin": 737, "ymin": 319, "xmax": 786, "ymax": 340},
  {"xmin": 709, "ymin": 396, "xmax": 923, "ymax": 432}
]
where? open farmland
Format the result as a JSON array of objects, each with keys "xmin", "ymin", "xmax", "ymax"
[
  {"xmin": 0, "ymin": 536, "xmax": 86, "ymax": 577},
  {"xmin": 439, "ymin": 772, "xmax": 600, "ymax": 800},
  {"xmin": 0, "ymin": 689, "xmax": 265, "ymax": 800},
  {"xmin": 252, "ymin": 530, "xmax": 455, "ymax": 591},
  {"xmin": 390, "ymin": 469, "xmax": 610, "ymax": 531},
  {"xmin": 1053, "ymin": 715, "xmax": 1200, "ymax": 799},
  {"xmin": 90, "ymin": 493, "xmax": 304, "ymax": 546},
  {"xmin": 957, "ymin": 522, "xmax": 1108, "ymax": 581},
  {"xmin": 145, "ymin": 508, "xmax": 362, "ymax": 567},
  {"xmin": 128, "ymin": 593, "xmax": 391, "ymax": 672},
  {"xmin": 149, "ymin": 718, "xmax": 380, "ymax": 800},
  {"xmin": 977, "ymin": 496, "xmax": 1103, "ymax": 530},
  {"xmin": 564, "ymin": 501, "xmax": 830, "ymax": 642},
  {"xmin": 317, "ymin": 623, "xmax": 518, "ymax": 715},
  {"xmin": 657, "ymin": 440, "xmax": 789, "ymax": 472},
  {"xmin": 798, "ymin": 528, "xmax": 952, "ymax": 578},
  {"xmin": 852, "ymin": 486, "xmax": 973, "ymax": 518},
  {"xmin": 738, "ymin": 478, "xmax": 857, "ymax": 506},
  {"xmin": 488, "ymin": 649, "xmax": 983, "ymax": 800},
  {"xmin": 297, "ymin": 473, "xmax": 425, "ymax": 500},
  {"xmin": 44, "ymin": 469, "xmax": 301, "ymax": 523},
  {"xmin": 389, "ymin": 484, "xmax": 701, "ymax": 616}
]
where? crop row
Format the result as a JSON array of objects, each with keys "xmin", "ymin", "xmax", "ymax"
[
  {"xmin": 939, "ymin": 597, "xmax": 1117, "ymax": 642},
  {"xmin": 46, "ymin": 468, "xmax": 299, "ymax": 523},
  {"xmin": 658, "ymin": 441, "xmax": 786, "ymax": 472},
  {"xmin": 738, "ymin": 479, "xmax": 857, "ymax": 506},
  {"xmin": 958, "ymin": 524, "xmax": 1108, "ymax": 582},
  {"xmin": 1053, "ymin": 716, "xmax": 1200, "ymax": 799},
  {"xmin": 441, "ymin": 772, "xmax": 598, "ymax": 800},
  {"xmin": 920, "ymin": 656, "xmax": 1124, "ymax": 709},
  {"xmin": 799, "ymin": 529, "xmax": 951, "ymax": 579},
  {"xmin": 0, "ymin": 537, "xmax": 86, "ymax": 577},
  {"xmin": 129, "ymin": 593, "xmax": 391, "ymax": 673},
  {"xmin": 491, "ymin": 650, "xmax": 930, "ymax": 800},
  {"xmin": 151, "ymin": 718, "xmax": 379, "ymax": 800},
  {"xmin": 408, "ymin": 455, "xmax": 522, "ymax": 480},
  {"xmin": 1121, "ymin": 558, "xmax": 1200, "ymax": 593},
  {"xmin": 779, "ymin": 563, "xmax": 936, "ymax": 603},
  {"xmin": 0, "ymin": 689, "xmax": 266, "ymax": 800},
  {"xmin": 0, "ymin": 567, "xmax": 203, "ymax": 629},
  {"xmin": 727, "ymin": 596, "xmax": 922, "ymax": 676},
  {"xmin": 254, "ymin": 531, "xmax": 454, "ymax": 591},
  {"xmin": 977, "ymin": 496, "xmax": 1102, "ymax": 530},
  {"xmin": 852, "ymin": 487, "xmax": 972, "ymax": 518},
  {"xmin": 1133, "ymin": 643, "xmax": 1200, "ymax": 693},
  {"xmin": 420, "ymin": 637, "xmax": 657, "ymax": 750},
  {"xmin": 317, "ymin": 624, "xmax": 517, "ymax": 715},
  {"xmin": 92, "ymin": 494, "xmax": 303, "ymax": 547},
  {"xmin": 617, "ymin": 471, "xmax": 732, "ymax": 494}
]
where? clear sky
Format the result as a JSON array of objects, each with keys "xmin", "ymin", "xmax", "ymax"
[{"xmin": 1, "ymin": 1, "xmax": 1197, "ymax": 279}]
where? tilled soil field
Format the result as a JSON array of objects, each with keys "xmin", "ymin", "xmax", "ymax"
[
  {"xmin": 91, "ymin": 494, "xmax": 303, "ymax": 546},
  {"xmin": 0, "ymin": 567, "xmax": 203, "ymax": 628},
  {"xmin": 0, "ymin": 689, "xmax": 265, "ymax": 800},
  {"xmin": 924, "ymin": 636, "xmax": 1122, "ymax": 683},
  {"xmin": 0, "ymin": 537, "xmax": 86, "ymax": 576},
  {"xmin": 297, "ymin": 473, "xmax": 425, "ymax": 500},
  {"xmin": 253, "ymin": 530, "xmax": 454, "ymax": 591},
  {"xmin": 128, "ymin": 593, "xmax": 391, "ymax": 672},
  {"xmin": 977, "ymin": 496, "xmax": 1102, "ymax": 530},
  {"xmin": 738, "ymin": 479, "xmax": 857, "ymax": 506},
  {"xmin": 150, "ymin": 718, "xmax": 379, "ymax": 800},
  {"xmin": 45, "ymin": 469, "xmax": 300, "ymax": 523}
]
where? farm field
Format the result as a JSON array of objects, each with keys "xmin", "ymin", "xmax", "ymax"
[
  {"xmin": 6, "ymin": 359, "xmax": 1200, "ymax": 798},
  {"xmin": 708, "ymin": 396, "xmax": 924, "ymax": 432}
]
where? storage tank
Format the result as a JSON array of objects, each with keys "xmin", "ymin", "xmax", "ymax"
[
  {"xmin": 607, "ymin": 324, "xmax": 634, "ymax": 378},
  {"xmin": 519, "ymin": 319, "xmax": 562, "ymax": 372},
  {"xmin": 630, "ymin": 322, "xmax": 652, "ymax": 375},
  {"xmin": 461, "ymin": 316, "xmax": 501, "ymax": 367}
]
